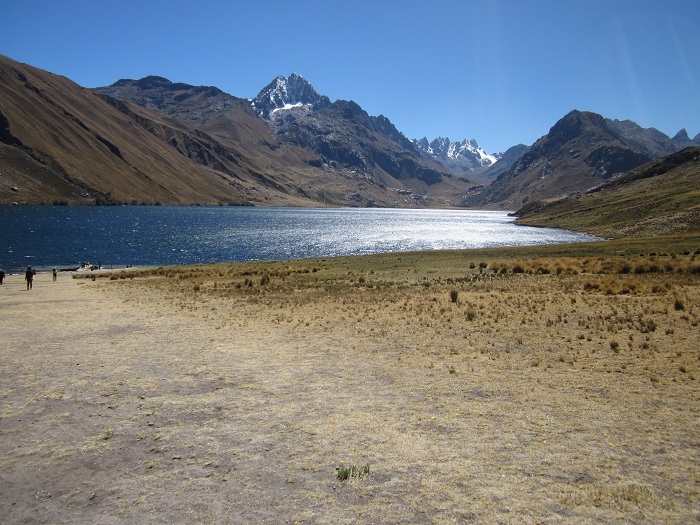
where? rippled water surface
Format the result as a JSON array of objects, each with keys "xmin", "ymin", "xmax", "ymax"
[{"xmin": 0, "ymin": 206, "xmax": 598, "ymax": 272}]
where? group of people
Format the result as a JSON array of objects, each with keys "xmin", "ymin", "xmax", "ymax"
[{"xmin": 0, "ymin": 267, "xmax": 58, "ymax": 290}]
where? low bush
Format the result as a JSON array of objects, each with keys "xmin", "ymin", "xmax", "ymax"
[{"xmin": 337, "ymin": 463, "xmax": 370, "ymax": 481}]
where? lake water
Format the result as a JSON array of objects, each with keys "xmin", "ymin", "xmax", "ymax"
[{"xmin": 0, "ymin": 206, "xmax": 598, "ymax": 273}]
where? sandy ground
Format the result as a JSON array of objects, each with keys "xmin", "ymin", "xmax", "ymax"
[{"xmin": 1, "ymin": 255, "xmax": 699, "ymax": 524}]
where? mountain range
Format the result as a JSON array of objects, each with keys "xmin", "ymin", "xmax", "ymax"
[
  {"xmin": 0, "ymin": 57, "xmax": 470, "ymax": 207},
  {"xmin": 1, "ymin": 53, "xmax": 698, "ymax": 212}
]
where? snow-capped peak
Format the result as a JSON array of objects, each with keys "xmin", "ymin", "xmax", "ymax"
[
  {"xmin": 413, "ymin": 136, "xmax": 497, "ymax": 170},
  {"xmin": 251, "ymin": 73, "xmax": 330, "ymax": 120}
]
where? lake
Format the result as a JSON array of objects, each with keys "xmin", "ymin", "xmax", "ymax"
[{"xmin": 0, "ymin": 206, "xmax": 598, "ymax": 273}]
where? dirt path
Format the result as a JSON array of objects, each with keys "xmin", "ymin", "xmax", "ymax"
[{"xmin": 1, "ymin": 265, "xmax": 698, "ymax": 524}]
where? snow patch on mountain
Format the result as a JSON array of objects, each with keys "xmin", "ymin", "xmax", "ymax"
[{"xmin": 271, "ymin": 102, "xmax": 309, "ymax": 115}]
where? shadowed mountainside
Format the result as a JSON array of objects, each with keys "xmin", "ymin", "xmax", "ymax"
[
  {"xmin": 463, "ymin": 110, "xmax": 656, "ymax": 210},
  {"xmin": 515, "ymin": 146, "xmax": 700, "ymax": 237}
]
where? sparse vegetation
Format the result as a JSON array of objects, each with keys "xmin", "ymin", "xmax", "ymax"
[{"xmin": 12, "ymin": 234, "xmax": 700, "ymax": 523}]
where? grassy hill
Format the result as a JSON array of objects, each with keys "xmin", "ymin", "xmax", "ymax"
[{"xmin": 515, "ymin": 147, "xmax": 700, "ymax": 238}]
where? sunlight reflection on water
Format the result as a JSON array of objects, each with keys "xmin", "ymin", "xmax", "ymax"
[{"xmin": 0, "ymin": 206, "xmax": 598, "ymax": 272}]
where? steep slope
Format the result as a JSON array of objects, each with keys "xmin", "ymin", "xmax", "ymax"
[
  {"xmin": 515, "ymin": 146, "xmax": 700, "ymax": 237},
  {"xmin": 0, "ymin": 55, "xmax": 266, "ymax": 205},
  {"xmin": 465, "ymin": 110, "xmax": 654, "ymax": 209}
]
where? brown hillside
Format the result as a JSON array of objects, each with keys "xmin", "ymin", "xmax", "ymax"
[{"xmin": 0, "ymin": 56, "xmax": 262, "ymax": 205}]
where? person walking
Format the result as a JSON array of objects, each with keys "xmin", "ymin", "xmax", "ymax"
[
  {"xmin": 25, "ymin": 266, "xmax": 35, "ymax": 290},
  {"xmin": 53, "ymin": 267, "xmax": 57, "ymax": 282},
  {"xmin": 0, "ymin": 268, "xmax": 5, "ymax": 285}
]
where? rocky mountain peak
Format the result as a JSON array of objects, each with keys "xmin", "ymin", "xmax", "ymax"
[
  {"xmin": 673, "ymin": 129, "xmax": 690, "ymax": 142},
  {"xmin": 412, "ymin": 136, "xmax": 497, "ymax": 173},
  {"xmin": 251, "ymin": 73, "xmax": 330, "ymax": 120},
  {"xmin": 113, "ymin": 76, "xmax": 172, "ymax": 89},
  {"xmin": 107, "ymin": 76, "xmax": 225, "ymax": 98},
  {"xmin": 466, "ymin": 110, "xmax": 656, "ymax": 209},
  {"xmin": 671, "ymin": 128, "xmax": 700, "ymax": 148},
  {"xmin": 547, "ymin": 110, "xmax": 616, "ymax": 147}
]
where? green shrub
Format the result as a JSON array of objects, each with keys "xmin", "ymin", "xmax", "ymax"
[{"xmin": 337, "ymin": 463, "xmax": 370, "ymax": 481}]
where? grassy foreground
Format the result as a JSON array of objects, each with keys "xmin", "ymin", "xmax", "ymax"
[{"xmin": 59, "ymin": 235, "xmax": 700, "ymax": 523}]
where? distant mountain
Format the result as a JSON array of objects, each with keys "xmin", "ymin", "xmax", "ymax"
[
  {"xmin": 671, "ymin": 128, "xmax": 700, "ymax": 149},
  {"xmin": 477, "ymin": 144, "xmax": 529, "ymax": 180},
  {"xmin": 515, "ymin": 146, "xmax": 700, "ymax": 237},
  {"xmin": 464, "ymin": 110, "xmax": 660, "ymax": 209},
  {"xmin": 413, "ymin": 136, "xmax": 497, "ymax": 169},
  {"xmin": 412, "ymin": 136, "xmax": 529, "ymax": 186},
  {"xmin": 3, "ymin": 53, "xmax": 696, "ymax": 210},
  {"xmin": 100, "ymin": 70, "xmax": 462, "ymax": 194},
  {"xmin": 605, "ymin": 119, "xmax": 684, "ymax": 158},
  {"xmin": 95, "ymin": 75, "xmax": 251, "ymax": 124}
]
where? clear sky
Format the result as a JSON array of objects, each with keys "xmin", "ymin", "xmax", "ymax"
[{"xmin": 1, "ymin": 0, "xmax": 698, "ymax": 153}]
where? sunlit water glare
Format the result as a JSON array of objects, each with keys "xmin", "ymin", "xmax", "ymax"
[{"xmin": 0, "ymin": 206, "xmax": 598, "ymax": 272}]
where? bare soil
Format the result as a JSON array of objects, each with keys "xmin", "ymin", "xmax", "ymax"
[{"xmin": 1, "ymin": 249, "xmax": 699, "ymax": 524}]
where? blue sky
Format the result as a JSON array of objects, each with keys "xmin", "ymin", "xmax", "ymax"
[{"xmin": 1, "ymin": 0, "xmax": 698, "ymax": 153}]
